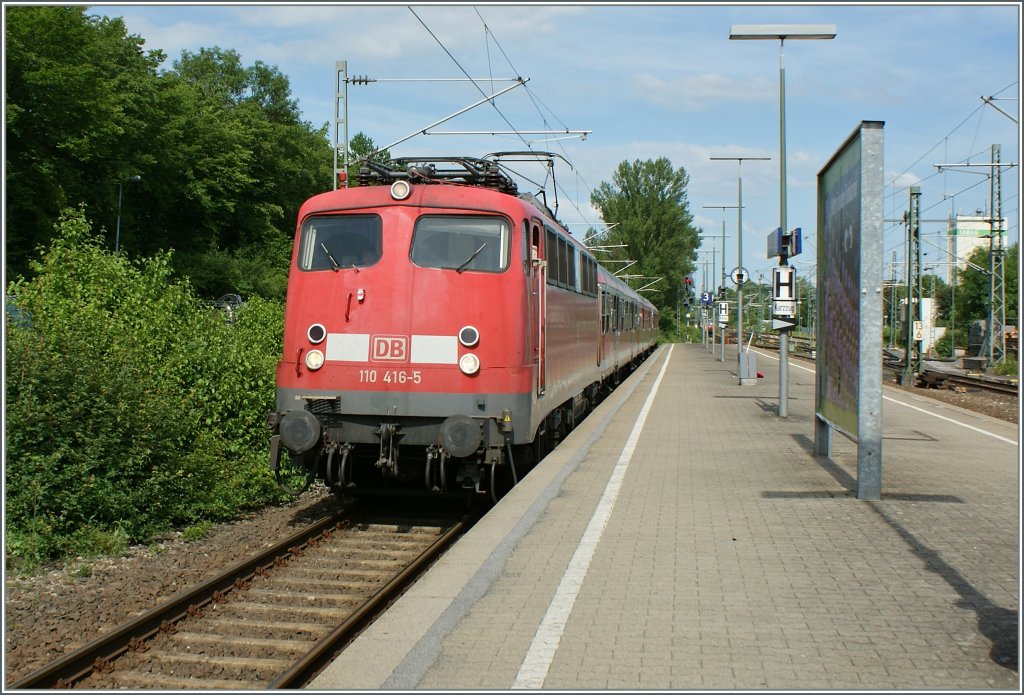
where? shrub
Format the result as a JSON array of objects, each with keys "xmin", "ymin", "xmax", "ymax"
[
  {"xmin": 993, "ymin": 357, "xmax": 1018, "ymax": 377},
  {"xmin": 5, "ymin": 208, "xmax": 287, "ymax": 571}
]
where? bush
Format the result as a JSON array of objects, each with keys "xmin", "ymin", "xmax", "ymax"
[
  {"xmin": 993, "ymin": 357, "xmax": 1018, "ymax": 377},
  {"xmin": 932, "ymin": 326, "xmax": 967, "ymax": 359},
  {"xmin": 5, "ymin": 208, "xmax": 287, "ymax": 571}
]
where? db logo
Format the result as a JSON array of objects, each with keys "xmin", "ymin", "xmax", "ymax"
[{"xmin": 371, "ymin": 335, "xmax": 408, "ymax": 362}]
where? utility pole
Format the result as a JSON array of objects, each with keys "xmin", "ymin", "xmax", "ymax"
[
  {"xmin": 899, "ymin": 186, "xmax": 922, "ymax": 384},
  {"xmin": 989, "ymin": 144, "xmax": 1006, "ymax": 367},
  {"xmin": 934, "ymin": 144, "xmax": 1015, "ymax": 369},
  {"xmin": 710, "ymin": 158, "xmax": 769, "ymax": 385},
  {"xmin": 702, "ymin": 206, "xmax": 736, "ymax": 362},
  {"xmin": 887, "ymin": 251, "xmax": 898, "ymax": 349},
  {"xmin": 335, "ymin": 61, "xmax": 349, "ymax": 189}
]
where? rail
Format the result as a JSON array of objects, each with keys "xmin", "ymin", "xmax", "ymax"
[
  {"xmin": 9, "ymin": 508, "xmax": 476, "ymax": 690},
  {"xmin": 747, "ymin": 332, "xmax": 1017, "ymax": 397}
]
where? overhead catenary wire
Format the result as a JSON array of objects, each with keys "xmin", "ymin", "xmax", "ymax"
[
  {"xmin": 882, "ymin": 81, "xmax": 1019, "ymax": 271},
  {"xmin": 410, "ymin": 6, "xmax": 606, "ymax": 232}
]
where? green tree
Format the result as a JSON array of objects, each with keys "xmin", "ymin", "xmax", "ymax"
[
  {"xmin": 345, "ymin": 132, "xmax": 391, "ymax": 183},
  {"xmin": 5, "ymin": 9, "xmax": 331, "ymax": 298},
  {"xmin": 5, "ymin": 5, "xmax": 165, "ymax": 278},
  {"xmin": 144, "ymin": 48, "xmax": 331, "ymax": 295},
  {"xmin": 589, "ymin": 158, "xmax": 701, "ymax": 334},
  {"xmin": 952, "ymin": 243, "xmax": 1018, "ymax": 333}
]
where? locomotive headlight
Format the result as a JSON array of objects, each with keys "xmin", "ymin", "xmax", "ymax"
[
  {"xmin": 458, "ymin": 325, "xmax": 480, "ymax": 348},
  {"xmin": 390, "ymin": 180, "xmax": 412, "ymax": 200},
  {"xmin": 307, "ymin": 323, "xmax": 326, "ymax": 344},
  {"xmin": 459, "ymin": 353, "xmax": 480, "ymax": 375},
  {"xmin": 305, "ymin": 349, "xmax": 325, "ymax": 371}
]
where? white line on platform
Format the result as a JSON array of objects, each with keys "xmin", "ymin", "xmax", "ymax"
[
  {"xmin": 511, "ymin": 345, "xmax": 674, "ymax": 689},
  {"xmin": 753, "ymin": 348, "xmax": 1017, "ymax": 446}
]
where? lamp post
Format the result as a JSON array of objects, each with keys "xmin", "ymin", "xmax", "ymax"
[
  {"xmin": 115, "ymin": 175, "xmax": 142, "ymax": 254},
  {"xmin": 730, "ymin": 23, "xmax": 836, "ymax": 411},
  {"xmin": 711, "ymin": 156, "xmax": 770, "ymax": 384},
  {"xmin": 701, "ymin": 206, "xmax": 737, "ymax": 361}
]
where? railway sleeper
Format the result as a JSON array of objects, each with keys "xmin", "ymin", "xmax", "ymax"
[
  {"xmin": 267, "ymin": 576, "xmax": 387, "ymax": 593},
  {"xmin": 107, "ymin": 671, "xmax": 257, "ymax": 690},
  {"xmin": 200, "ymin": 616, "xmax": 334, "ymax": 640},
  {"xmin": 166, "ymin": 630, "xmax": 315, "ymax": 657},
  {"xmin": 138, "ymin": 649, "xmax": 292, "ymax": 679},
  {"xmin": 240, "ymin": 588, "xmax": 366, "ymax": 607},
  {"xmin": 209, "ymin": 601, "xmax": 349, "ymax": 623}
]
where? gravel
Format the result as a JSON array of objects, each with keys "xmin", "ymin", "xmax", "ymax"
[
  {"xmin": 3, "ymin": 490, "xmax": 344, "ymax": 686},
  {"xmin": 885, "ymin": 375, "xmax": 1019, "ymax": 425},
  {"xmin": 3, "ymin": 383, "xmax": 1017, "ymax": 686}
]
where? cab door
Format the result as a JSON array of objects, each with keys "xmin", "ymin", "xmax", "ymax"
[{"xmin": 530, "ymin": 221, "xmax": 546, "ymax": 396}]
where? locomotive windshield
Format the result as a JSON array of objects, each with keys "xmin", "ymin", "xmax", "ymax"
[
  {"xmin": 410, "ymin": 216, "xmax": 510, "ymax": 273},
  {"xmin": 298, "ymin": 215, "xmax": 382, "ymax": 270}
]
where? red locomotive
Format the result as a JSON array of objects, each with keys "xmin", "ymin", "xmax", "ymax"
[{"xmin": 267, "ymin": 154, "xmax": 658, "ymax": 501}]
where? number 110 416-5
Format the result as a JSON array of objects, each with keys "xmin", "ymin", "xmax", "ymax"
[{"xmin": 358, "ymin": 369, "xmax": 422, "ymax": 384}]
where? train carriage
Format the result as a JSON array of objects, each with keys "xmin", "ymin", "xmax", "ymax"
[{"xmin": 267, "ymin": 155, "xmax": 658, "ymax": 501}]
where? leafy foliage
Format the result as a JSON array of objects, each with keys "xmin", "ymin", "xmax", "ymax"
[
  {"xmin": 4, "ymin": 9, "xmax": 332, "ymax": 298},
  {"xmin": 5, "ymin": 209, "xmax": 287, "ymax": 570},
  {"xmin": 949, "ymin": 243, "xmax": 1018, "ymax": 332},
  {"xmin": 590, "ymin": 158, "xmax": 701, "ymax": 333},
  {"xmin": 5, "ymin": 6, "xmax": 165, "ymax": 275}
]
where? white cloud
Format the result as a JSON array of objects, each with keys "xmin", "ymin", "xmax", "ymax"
[{"xmin": 632, "ymin": 71, "xmax": 776, "ymax": 111}]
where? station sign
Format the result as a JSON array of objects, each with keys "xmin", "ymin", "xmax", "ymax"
[
  {"xmin": 717, "ymin": 301, "xmax": 729, "ymax": 326},
  {"xmin": 772, "ymin": 266, "xmax": 796, "ymax": 317},
  {"xmin": 773, "ymin": 300, "xmax": 797, "ymax": 317}
]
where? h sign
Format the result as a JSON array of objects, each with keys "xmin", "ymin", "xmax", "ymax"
[{"xmin": 772, "ymin": 267, "xmax": 796, "ymax": 302}]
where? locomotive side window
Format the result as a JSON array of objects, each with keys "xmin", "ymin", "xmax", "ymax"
[
  {"xmin": 411, "ymin": 216, "xmax": 510, "ymax": 272},
  {"xmin": 298, "ymin": 215, "xmax": 382, "ymax": 270},
  {"xmin": 582, "ymin": 257, "xmax": 596, "ymax": 296},
  {"xmin": 545, "ymin": 229, "xmax": 560, "ymax": 285},
  {"xmin": 564, "ymin": 240, "xmax": 576, "ymax": 291}
]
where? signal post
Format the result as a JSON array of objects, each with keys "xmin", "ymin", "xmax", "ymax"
[{"xmin": 768, "ymin": 227, "xmax": 801, "ymax": 417}]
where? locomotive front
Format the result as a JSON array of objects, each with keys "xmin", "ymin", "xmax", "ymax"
[{"xmin": 268, "ymin": 177, "xmax": 535, "ymax": 500}]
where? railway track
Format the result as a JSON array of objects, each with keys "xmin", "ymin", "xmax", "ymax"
[
  {"xmin": 918, "ymin": 370, "xmax": 1019, "ymax": 396},
  {"xmin": 9, "ymin": 504, "xmax": 477, "ymax": 690},
  {"xmin": 751, "ymin": 333, "xmax": 1017, "ymax": 398}
]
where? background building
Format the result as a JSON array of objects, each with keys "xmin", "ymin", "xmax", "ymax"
[{"xmin": 945, "ymin": 212, "xmax": 1005, "ymax": 284}]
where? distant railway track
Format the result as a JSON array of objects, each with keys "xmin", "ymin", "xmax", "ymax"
[
  {"xmin": 750, "ymin": 332, "xmax": 1017, "ymax": 398},
  {"xmin": 918, "ymin": 370, "xmax": 1019, "ymax": 397},
  {"xmin": 9, "ymin": 505, "xmax": 477, "ymax": 690}
]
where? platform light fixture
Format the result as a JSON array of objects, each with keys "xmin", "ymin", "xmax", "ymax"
[{"xmin": 729, "ymin": 23, "xmax": 836, "ymax": 411}]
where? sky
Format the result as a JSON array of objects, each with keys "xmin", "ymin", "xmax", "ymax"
[{"xmin": 82, "ymin": 1, "xmax": 1021, "ymax": 292}]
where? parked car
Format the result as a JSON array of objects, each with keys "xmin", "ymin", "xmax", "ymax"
[{"xmin": 210, "ymin": 293, "xmax": 244, "ymax": 323}]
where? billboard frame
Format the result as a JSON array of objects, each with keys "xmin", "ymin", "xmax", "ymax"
[{"xmin": 814, "ymin": 120, "xmax": 885, "ymax": 500}]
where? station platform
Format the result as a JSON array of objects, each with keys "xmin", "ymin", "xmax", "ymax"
[{"xmin": 310, "ymin": 342, "xmax": 1020, "ymax": 690}]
